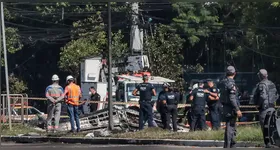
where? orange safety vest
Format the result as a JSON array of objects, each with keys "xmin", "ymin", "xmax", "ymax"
[{"xmin": 65, "ymin": 83, "xmax": 81, "ymax": 106}]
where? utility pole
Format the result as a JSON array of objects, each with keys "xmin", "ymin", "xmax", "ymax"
[
  {"xmin": 107, "ymin": 2, "xmax": 113, "ymax": 131},
  {"xmin": 1, "ymin": 2, "xmax": 11, "ymax": 130},
  {"xmin": 0, "ymin": 2, "xmax": 2, "ymax": 145},
  {"xmin": 130, "ymin": 2, "xmax": 143, "ymax": 55}
]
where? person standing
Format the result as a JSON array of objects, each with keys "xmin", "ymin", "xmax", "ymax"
[
  {"xmin": 132, "ymin": 75, "xmax": 156, "ymax": 130},
  {"xmin": 64, "ymin": 75, "xmax": 82, "ymax": 133},
  {"xmin": 157, "ymin": 83, "xmax": 170, "ymax": 127},
  {"xmin": 89, "ymin": 86, "xmax": 101, "ymax": 113},
  {"xmin": 45, "ymin": 74, "xmax": 64, "ymax": 132},
  {"xmin": 205, "ymin": 79, "xmax": 221, "ymax": 130},
  {"xmin": 189, "ymin": 80, "xmax": 208, "ymax": 131},
  {"xmin": 253, "ymin": 69, "xmax": 279, "ymax": 148},
  {"xmin": 163, "ymin": 87, "xmax": 179, "ymax": 132},
  {"xmin": 219, "ymin": 66, "xmax": 242, "ymax": 148}
]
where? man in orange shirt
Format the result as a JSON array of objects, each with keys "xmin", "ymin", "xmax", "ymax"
[{"xmin": 64, "ymin": 75, "xmax": 82, "ymax": 133}]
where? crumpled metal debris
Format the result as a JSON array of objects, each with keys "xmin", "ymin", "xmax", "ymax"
[{"xmin": 51, "ymin": 105, "xmax": 189, "ymax": 135}]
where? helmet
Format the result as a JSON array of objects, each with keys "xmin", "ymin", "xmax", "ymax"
[
  {"xmin": 66, "ymin": 75, "xmax": 74, "ymax": 81},
  {"xmin": 52, "ymin": 74, "xmax": 59, "ymax": 81},
  {"xmin": 192, "ymin": 83, "xmax": 198, "ymax": 90},
  {"xmin": 162, "ymin": 82, "xmax": 170, "ymax": 88}
]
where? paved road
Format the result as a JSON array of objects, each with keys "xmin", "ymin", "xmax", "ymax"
[
  {"xmin": 0, "ymin": 143, "xmax": 261, "ymax": 149},
  {"xmin": 0, "ymin": 143, "xmax": 221, "ymax": 149}
]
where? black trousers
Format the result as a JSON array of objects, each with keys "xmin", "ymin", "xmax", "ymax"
[
  {"xmin": 164, "ymin": 104, "xmax": 178, "ymax": 131},
  {"xmin": 139, "ymin": 101, "xmax": 154, "ymax": 130},
  {"xmin": 190, "ymin": 106, "xmax": 206, "ymax": 131},
  {"xmin": 224, "ymin": 116, "xmax": 237, "ymax": 148},
  {"xmin": 209, "ymin": 103, "xmax": 221, "ymax": 130}
]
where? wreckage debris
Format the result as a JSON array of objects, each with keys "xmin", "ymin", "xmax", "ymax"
[{"xmin": 57, "ymin": 106, "xmax": 189, "ymax": 136}]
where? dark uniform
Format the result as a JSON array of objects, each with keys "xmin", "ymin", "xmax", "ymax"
[
  {"xmin": 164, "ymin": 89, "xmax": 179, "ymax": 131},
  {"xmin": 189, "ymin": 83, "xmax": 208, "ymax": 131},
  {"xmin": 219, "ymin": 66, "xmax": 240, "ymax": 148},
  {"xmin": 89, "ymin": 92, "xmax": 101, "ymax": 112},
  {"xmin": 158, "ymin": 90, "xmax": 167, "ymax": 127},
  {"xmin": 254, "ymin": 69, "xmax": 279, "ymax": 148},
  {"xmin": 207, "ymin": 80, "xmax": 221, "ymax": 130},
  {"xmin": 136, "ymin": 82, "xmax": 155, "ymax": 130}
]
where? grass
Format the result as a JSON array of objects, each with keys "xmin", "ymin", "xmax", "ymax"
[
  {"xmin": 112, "ymin": 125, "xmax": 263, "ymax": 142},
  {"xmin": 1, "ymin": 123, "xmax": 263, "ymax": 143},
  {"xmin": 1, "ymin": 123, "xmax": 44, "ymax": 136}
]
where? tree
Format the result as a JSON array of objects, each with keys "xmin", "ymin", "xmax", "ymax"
[
  {"xmin": 1, "ymin": 73, "xmax": 28, "ymax": 94},
  {"xmin": 1, "ymin": 7, "xmax": 23, "ymax": 65},
  {"xmin": 172, "ymin": 2, "xmax": 222, "ymax": 46},
  {"xmin": 58, "ymin": 11, "xmax": 128, "ymax": 76},
  {"xmin": 144, "ymin": 24, "xmax": 185, "ymax": 87}
]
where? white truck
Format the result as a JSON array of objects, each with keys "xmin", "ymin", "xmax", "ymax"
[
  {"xmin": 115, "ymin": 75, "xmax": 175, "ymax": 111},
  {"xmin": 80, "ymin": 55, "xmax": 174, "ymax": 112}
]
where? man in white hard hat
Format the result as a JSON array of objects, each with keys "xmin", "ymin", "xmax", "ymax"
[
  {"xmin": 45, "ymin": 74, "xmax": 64, "ymax": 132},
  {"xmin": 63, "ymin": 75, "xmax": 82, "ymax": 133}
]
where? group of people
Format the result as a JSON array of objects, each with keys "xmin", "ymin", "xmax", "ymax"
[
  {"xmin": 44, "ymin": 65, "xmax": 279, "ymax": 148},
  {"xmin": 132, "ymin": 75, "xmax": 180, "ymax": 131},
  {"xmin": 45, "ymin": 75, "xmax": 83, "ymax": 133},
  {"xmin": 187, "ymin": 78, "xmax": 221, "ymax": 131},
  {"xmin": 45, "ymin": 74, "xmax": 102, "ymax": 133},
  {"xmin": 131, "ymin": 66, "xmax": 279, "ymax": 148},
  {"xmin": 220, "ymin": 66, "xmax": 278, "ymax": 148}
]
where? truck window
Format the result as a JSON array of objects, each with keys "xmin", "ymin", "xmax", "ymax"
[{"xmin": 116, "ymin": 82, "xmax": 125, "ymax": 102}]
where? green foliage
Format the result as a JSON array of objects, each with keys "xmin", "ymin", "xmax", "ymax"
[
  {"xmin": 7, "ymin": 73, "xmax": 28, "ymax": 94},
  {"xmin": 111, "ymin": 30, "xmax": 129, "ymax": 61},
  {"xmin": 59, "ymin": 37, "xmax": 104, "ymax": 76},
  {"xmin": 59, "ymin": 10, "xmax": 128, "ymax": 76},
  {"xmin": 6, "ymin": 27, "xmax": 23, "ymax": 53},
  {"xmin": 172, "ymin": 2, "xmax": 222, "ymax": 46},
  {"xmin": 145, "ymin": 24, "xmax": 185, "ymax": 87},
  {"xmin": 1, "ymin": 7, "xmax": 23, "ymax": 66}
]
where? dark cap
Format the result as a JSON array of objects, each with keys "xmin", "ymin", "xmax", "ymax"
[
  {"xmin": 226, "ymin": 66, "xmax": 236, "ymax": 74},
  {"xmin": 258, "ymin": 69, "xmax": 268, "ymax": 77},
  {"xmin": 143, "ymin": 75, "xmax": 149, "ymax": 80},
  {"xmin": 198, "ymin": 80, "xmax": 204, "ymax": 84},
  {"xmin": 206, "ymin": 78, "xmax": 213, "ymax": 82}
]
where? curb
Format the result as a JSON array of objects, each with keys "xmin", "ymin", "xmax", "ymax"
[{"xmin": 1, "ymin": 136, "xmax": 262, "ymax": 147}]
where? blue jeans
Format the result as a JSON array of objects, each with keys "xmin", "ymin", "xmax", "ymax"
[{"xmin": 67, "ymin": 104, "xmax": 80, "ymax": 131}]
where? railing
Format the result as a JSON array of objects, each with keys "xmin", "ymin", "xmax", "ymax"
[{"xmin": 24, "ymin": 96, "xmax": 280, "ymax": 114}]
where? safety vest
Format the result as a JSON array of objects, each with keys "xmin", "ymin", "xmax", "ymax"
[{"xmin": 65, "ymin": 83, "xmax": 81, "ymax": 106}]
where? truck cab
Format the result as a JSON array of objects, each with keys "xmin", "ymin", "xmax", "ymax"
[{"xmin": 115, "ymin": 75, "xmax": 175, "ymax": 111}]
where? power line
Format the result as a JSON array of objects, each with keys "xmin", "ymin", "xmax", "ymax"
[
  {"xmin": 242, "ymin": 45, "xmax": 280, "ymax": 59},
  {"xmin": 13, "ymin": 14, "xmax": 71, "ymax": 27}
]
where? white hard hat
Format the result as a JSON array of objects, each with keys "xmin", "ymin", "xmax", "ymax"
[
  {"xmin": 52, "ymin": 74, "xmax": 59, "ymax": 81},
  {"xmin": 66, "ymin": 75, "xmax": 74, "ymax": 81}
]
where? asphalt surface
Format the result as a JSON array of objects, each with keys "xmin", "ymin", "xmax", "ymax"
[{"xmin": 0, "ymin": 143, "xmax": 219, "ymax": 149}]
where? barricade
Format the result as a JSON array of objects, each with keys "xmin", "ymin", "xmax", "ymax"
[
  {"xmin": 23, "ymin": 96, "xmax": 280, "ymax": 114},
  {"xmin": 0, "ymin": 94, "xmax": 29, "ymax": 124}
]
